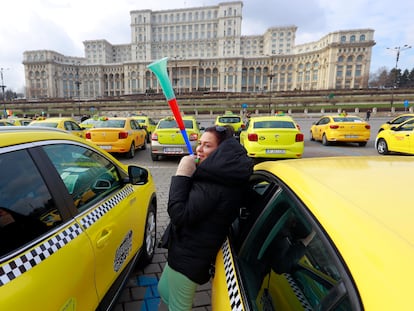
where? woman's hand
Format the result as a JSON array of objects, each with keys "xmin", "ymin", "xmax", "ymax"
[{"xmin": 176, "ymin": 155, "xmax": 197, "ymax": 177}]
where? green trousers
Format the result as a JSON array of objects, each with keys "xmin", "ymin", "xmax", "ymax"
[{"xmin": 158, "ymin": 263, "xmax": 197, "ymax": 311}]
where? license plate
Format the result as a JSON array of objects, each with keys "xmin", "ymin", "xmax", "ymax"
[
  {"xmin": 266, "ymin": 149, "xmax": 286, "ymax": 154},
  {"xmin": 98, "ymin": 145, "xmax": 112, "ymax": 150},
  {"xmin": 164, "ymin": 147, "xmax": 184, "ymax": 153},
  {"xmin": 345, "ymin": 135, "xmax": 358, "ymax": 138}
]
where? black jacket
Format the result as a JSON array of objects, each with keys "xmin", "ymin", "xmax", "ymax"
[{"xmin": 167, "ymin": 137, "xmax": 253, "ymax": 284}]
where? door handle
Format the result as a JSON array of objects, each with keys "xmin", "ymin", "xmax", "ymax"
[{"xmin": 96, "ymin": 228, "xmax": 112, "ymax": 248}]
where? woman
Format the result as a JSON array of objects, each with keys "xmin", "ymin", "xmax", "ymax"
[{"xmin": 158, "ymin": 125, "xmax": 253, "ymax": 310}]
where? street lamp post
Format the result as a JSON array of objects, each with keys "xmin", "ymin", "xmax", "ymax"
[
  {"xmin": 267, "ymin": 72, "xmax": 275, "ymax": 114},
  {"xmin": 0, "ymin": 68, "xmax": 9, "ymax": 118},
  {"xmin": 387, "ymin": 45, "xmax": 412, "ymax": 108},
  {"xmin": 75, "ymin": 64, "xmax": 82, "ymax": 116},
  {"xmin": 172, "ymin": 56, "xmax": 180, "ymax": 95}
]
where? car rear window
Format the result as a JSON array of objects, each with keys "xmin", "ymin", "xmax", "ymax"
[
  {"xmin": 332, "ymin": 117, "xmax": 363, "ymax": 122},
  {"xmin": 253, "ymin": 121, "xmax": 296, "ymax": 129},
  {"xmin": 30, "ymin": 122, "xmax": 58, "ymax": 128},
  {"xmin": 219, "ymin": 117, "xmax": 241, "ymax": 123},
  {"xmin": 94, "ymin": 120, "xmax": 126, "ymax": 128},
  {"xmin": 158, "ymin": 119, "xmax": 194, "ymax": 129}
]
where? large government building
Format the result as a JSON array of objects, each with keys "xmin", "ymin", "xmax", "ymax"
[{"xmin": 23, "ymin": 1, "xmax": 375, "ymax": 100}]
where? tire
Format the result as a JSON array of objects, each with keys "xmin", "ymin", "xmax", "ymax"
[
  {"xmin": 141, "ymin": 140, "xmax": 147, "ymax": 150},
  {"xmin": 358, "ymin": 142, "xmax": 367, "ymax": 147},
  {"xmin": 377, "ymin": 138, "xmax": 389, "ymax": 155},
  {"xmin": 126, "ymin": 142, "xmax": 135, "ymax": 158},
  {"xmin": 322, "ymin": 134, "xmax": 330, "ymax": 146},
  {"xmin": 310, "ymin": 131, "xmax": 315, "ymax": 141},
  {"xmin": 151, "ymin": 153, "xmax": 159, "ymax": 161},
  {"xmin": 146, "ymin": 133, "xmax": 151, "ymax": 143},
  {"xmin": 137, "ymin": 203, "xmax": 157, "ymax": 267}
]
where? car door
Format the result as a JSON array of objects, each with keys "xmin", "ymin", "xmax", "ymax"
[
  {"xmin": 0, "ymin": 146, "xmax": 97, "ymax": 310},
  {"xmin": 389, "ymin": 119, "xmax": 414, "ymax": 153},
  {"xmin": 213, "ymin": 172, "xmax": 362, "ymax": 311},
  {"xmin": 43, "ymin": 143, "xmax": 146, "ymax": 303},
  {"xmin": 64, "ymin": 120, "xmax": 85, "ymax": 138}
]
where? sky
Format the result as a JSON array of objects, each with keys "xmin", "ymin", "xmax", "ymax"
[{"xmin": 1, "ymin": 0, "xmax": 414, "ymax": 93}]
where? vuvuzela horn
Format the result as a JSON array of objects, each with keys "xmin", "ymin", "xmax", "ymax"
[{"xmin": 147, "ymin": 57, "xmax": 194, "ymax": 156}]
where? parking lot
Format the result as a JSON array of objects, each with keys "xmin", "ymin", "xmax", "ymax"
[{"xmin": 114, "ymin": 116, "xmax": 387, "ymax": 311}]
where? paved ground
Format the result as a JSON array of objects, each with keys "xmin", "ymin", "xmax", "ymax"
[{"xmin": 113, "ymin": 115, "xmax": 388, "ymax": 311}]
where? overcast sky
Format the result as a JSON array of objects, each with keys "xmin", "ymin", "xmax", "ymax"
[{"xmin": 1, "ymin": 0, "xmax": 414, "ymax": 92}]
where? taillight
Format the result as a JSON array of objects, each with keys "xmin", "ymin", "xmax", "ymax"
[
  {"xmin": 296, "ymin": 133, "xmax": 304, "ymax": 142},
  {"xmin": 85, "ymin": 132, "xmax": 91, "ymax": 139},
  {"xmin": 365, "ymin": 125, "xmax": 371, "ymax": 129},
  {"xmin": 330, "ymin": 125, "xmax": 339, "ymax": 129},
  {"xmin": 151, "ymin": 133, "xmax": 158, "ymax": 141},
  {"xmin": 248, "ymin": 133, "xmax": 258, "ymax": 141},
  {"xmin": 189, "ymin": 133, "xmax": 199, "ymax": 141},
  {"xmin": 241, "ymin": 124, "xmax": 246, "ymax": 129},
  {"xmin": 119, "ymin": 132, "xmax": 129, "ymax": 139}
]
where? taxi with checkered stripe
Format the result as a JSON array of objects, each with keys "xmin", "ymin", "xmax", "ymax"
[
  {"xmin": 212, "ymin": 157, "xmax": 414, "ymax": 310},
  {"xmin": 0, "ymin": 126, "xmax": 157, "ymax": 310}
]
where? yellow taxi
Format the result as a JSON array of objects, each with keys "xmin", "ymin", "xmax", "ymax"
[
  {"xmin": 375, "ymin": 117, "xmax": 414, "ymax": 155},
  {"xmin": 212, "ymin": 156, "xmax": 414, "ymax": 311},
  {"xmin": 378, "ymin": 113, "xmax": 414, "ymax": 133},
  {"xmin": 150, "ymin": 116, "xmax": 201, "ymax": 161},
  {"xmin": 131, "ymin": 115, "xmax": 157, "ymax": 143},
  {"xmin": 239, "ymin": 115, "xmax": 304, "ymax": 159},
  {"xmin": 28, "ymin": 117, "xmax": 85, "ymax": 138},
  {"xmin": 85, "ymin": 117, "xmax": 147, "ymax": 158},
  {"xmin": 6, "ymin": 117, "xmax": 32, "ymax": 126},
  {"xmin": 0, "ymin": 126, "xmax": 157, "ymax": 310},
  {"xmin": 310, "ymin": 115, "xmax": 370, "ymax": 146},
  {"xmin": 215, "ymin": 111, "xmax": 245, "ymax": 134}
]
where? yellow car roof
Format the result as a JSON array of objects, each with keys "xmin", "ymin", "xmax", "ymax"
[{"xmin": 255, "ymin": 156, "xmax": 414, "ymax": 309}]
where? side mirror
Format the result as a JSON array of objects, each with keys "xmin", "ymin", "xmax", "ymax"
[{"xmin": 127, "ymin": 166, "xmax": 149, "ymax": 185}]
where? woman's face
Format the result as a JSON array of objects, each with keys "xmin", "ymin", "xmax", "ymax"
[{"xmin": 196, "ymin": 131, "xmax": 219, "ymax": 164}]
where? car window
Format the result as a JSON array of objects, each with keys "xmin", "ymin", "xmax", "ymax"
[
  {"xmin": 254, "ymin": 120, "xmax": 296, "ymax": 129},
  {"xmin": 0, "ymin": 150, "xmax": 61, "ymax": 257},
  {"xmin": 43, "ymin": 144, "xmax": 122, "ymax": 212},
  {"xmin": 158, "ymin": 119, "xmax": 194, "ymax": 129},
  {"xmin": 94, "ymin": 120, "xmax": 125, "ymax": 128},
  {"xmin": 236, "ymin": 178, "xmax": 359, "ymax": 311},
  {"xmin": 219, "ymin": 117, "xmax": 241, "ymax": 123}
]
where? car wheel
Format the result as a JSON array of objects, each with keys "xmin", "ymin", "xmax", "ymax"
[
  {"xmin": 151, "ymin": 153, "xmax": 159, "ymax": 161},
  {"xmin": 146, "ymin": 133, "xmax": 151, "ymax": 143},
  {"xmin": 310, "ymin": 131, "xmax": 315, "ymax": 141},
  {"xmin": 377, "ymin": 138, "xmax": 389, "ymax": 155},
  {"xmin": 141, "ymin": 140, "xmax": 147, "ymax": 150},
  {"xmin": 322, "ymin": 134, "xmax": 330, "ymax": 146},
  {"xmin": 358, "ymin": 142, "xmax": 367, "ymax": 147},
  {"xmin": 138, "ymin": 203, "xmax": 157, "ymax": 267},
  {"xmin": 126, "ymin": 142, "xmax": 135, "ymax": 158}
]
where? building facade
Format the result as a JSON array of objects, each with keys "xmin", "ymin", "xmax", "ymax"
[{"xmin": 22, "ymin": 1, "xmax": 375, "ymax": 100}]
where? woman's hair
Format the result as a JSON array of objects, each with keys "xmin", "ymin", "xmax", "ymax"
[{"xmin": 204, "ymin": 125, "xmax": 234, "ymax": 145}]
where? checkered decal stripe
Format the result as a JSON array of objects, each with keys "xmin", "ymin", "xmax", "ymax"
[
  {"xmin": 221, "ymin": 239, "xmax": 243, "ymax": 311},
  {"xmin": 0, "ymin": 223, "xmax": 82, "ymax": 287},
  {"xmin": 283, "ymin": 273, "xmax": 313, "ymax": 311},
  {"xmin": 80, "ymin": 185, "xmax": 134, "ymax": 229}
]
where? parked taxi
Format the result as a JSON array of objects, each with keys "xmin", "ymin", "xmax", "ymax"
[
  {"xmin": 375, "ymin": 117, "xmax": 414, "ymax": 155},
  {"xmin": 85, "ymin": 117, "xmax": 147, "ymax": 158},
  {"xmin": 0, "ymin": 126, "xmax": 157, "ymax": 310},
  {"xmin": 29, "ymin": 117, "xmax": 85, "ymax": 138},
  {"xmin": 150, "ymin": 116, "xmax": 201, "ymax": 161},
  {"xmin": 132, "ymin": 115, "xmax": 157, "ymax": 143},
  {"xmin": 212, "ymin": 156, "xmax": 414, "ymax": 311},
  {"xmin": 378, "ymin": 113, "xmax": 414, "ymax": 133},
  {"xmin": 215, "ymin": 111, "xmax": 245, "ymax": 134},
  {"xmin": 310, "ymin": 115, "xmax": 370, "ymax": 146},
  {"xmin": 6, "ymin": 117, "xmax": 32, "ymax": 126},
  {"xmin": 239, "ymin": 115, "xmax": 304, "ymax": 159}
]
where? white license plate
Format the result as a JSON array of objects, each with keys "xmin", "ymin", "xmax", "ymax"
[
  {"xmin": 164, "ymin": 147, "xmax": 184, "ymax": 153},
  {"xmin": 266, "ymin": 149, "xmax": 286, "ymax": 154},
  {"xmin": 345, "ymin": 135, "xmax": 358, "ymax": 138},
  {"xmin": 98, "ymin": 145, "xmax": 112, "ymax": 150}
]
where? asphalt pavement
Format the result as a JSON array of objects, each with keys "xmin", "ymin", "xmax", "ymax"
[{"xmin": 113, "ymin": 115, "xmax": 389, "ymax": 311}]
